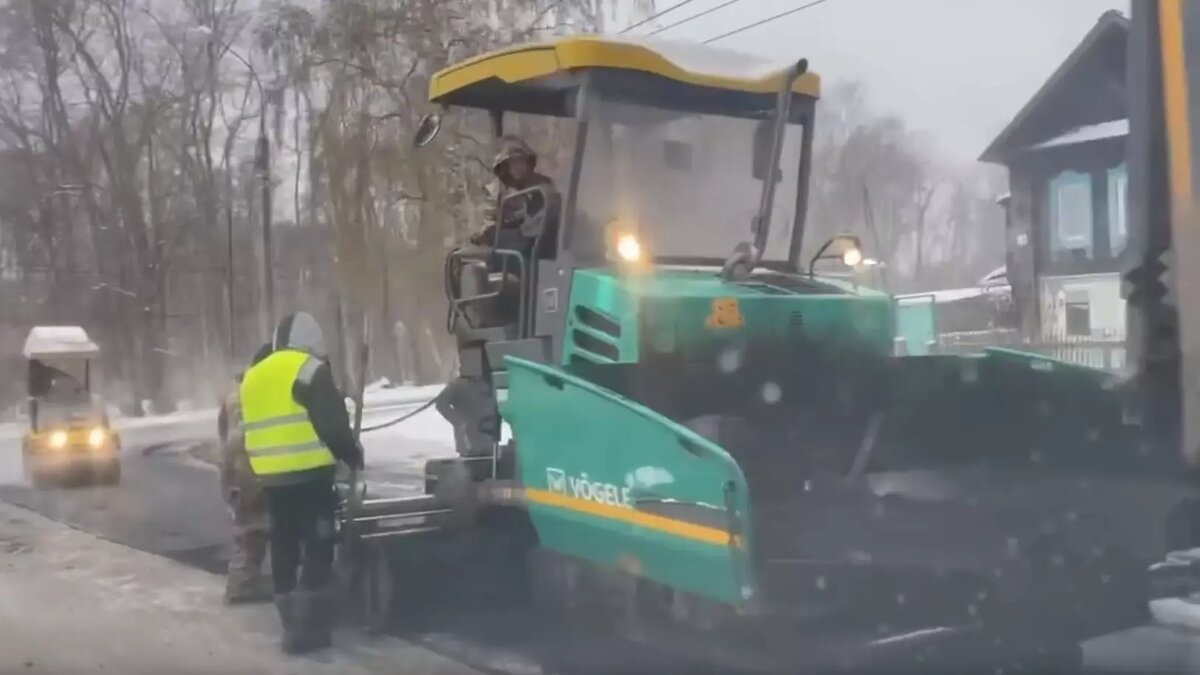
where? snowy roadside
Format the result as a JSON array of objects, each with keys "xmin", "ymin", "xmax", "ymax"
[
  {"xmin": 1150, "ymin": 597, "xmax": 1200, "ymax": 630},
  {"xmin": 0, "ymin": 499, "xmax": 478, "ymax": 675},
  {"xmin": 1150, "ymin": 549, "xmax": 1200, "ymax": 631},
  {"xmin": 184, "ymin": 400, "xmax": 457, "ymax": 498},
  {"xmin": 0, "ymin": 382, "xmax": 445, "ymax": 447},
  {"xmin": 356, "ymin": 403, "xmax": 458, "ymax": 497}
]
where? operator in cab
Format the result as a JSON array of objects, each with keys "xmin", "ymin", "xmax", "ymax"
[
  {"xmin": 469, "ymin": 134, "xmax": 560, "ymax": 257},
  {"xmin": 463, "ymin": 134, "xmax": 562, "ymax": 328},
  {"xmin": 238, "ymin": 311, "xmax": 364, "ymax": 654},
  {"xmin": 437, "ymin": 136, "xmax": 561, "ymax": 459}
]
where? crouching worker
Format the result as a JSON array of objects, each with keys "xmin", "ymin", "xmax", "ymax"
[
  {"xmin": 218, "ymin": 343, "xmax": 274, "ymax": 604},
  {"xmin": 239, "ymin": 311, "xmax": 364, "ymax": 654}
]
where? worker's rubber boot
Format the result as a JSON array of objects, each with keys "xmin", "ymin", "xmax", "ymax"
[
  {"xmin": 309, "ymin": 588, "xmax": 337, "ymax": 648},
  {"xmin": 225, "ymin": 576, "xmax": 274, "ymax": 605},
  {"xmin": 288, "ymin": 591, "xmax": 332, "ymax": 654},
  {"xmin": 275, "ymin": 594, "xmax": 304, "ymax": 655}
]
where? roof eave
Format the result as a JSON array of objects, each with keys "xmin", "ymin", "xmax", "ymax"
[{"xmin": 978, "ymin": 10, "xmax": 1129, "ymax": 164}]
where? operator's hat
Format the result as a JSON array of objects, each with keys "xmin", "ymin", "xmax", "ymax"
[{"xmin": 492, "ymin": 135, "xmax": 538, "ymax": 177}]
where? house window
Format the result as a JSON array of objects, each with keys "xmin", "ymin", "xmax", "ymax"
[
  {"xmin": 1064, "ymin": 290, "xmax": 1091, "ymax": 337},
  {"xmin": 1107, "ymin": 164, "xmax": 1128, "ymax": 256},
  {"xmin": 1048, "ymin": 171, "xmax": 1094, "ymax": 262},
  {"xmin": 662, "ymin": 140, "xmax": 692, "ymax": 170}
]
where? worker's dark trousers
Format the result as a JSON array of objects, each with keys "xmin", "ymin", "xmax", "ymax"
[{"xmin": 263, "ymin": 476, "xmax": 337, "ymax": 594}]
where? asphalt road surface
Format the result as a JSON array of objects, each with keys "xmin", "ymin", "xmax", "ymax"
[
  {"xmin": 2, "ymin": 409, "xmax": 1200, "ymax": 674},
  {"xmin": 0, "ymin": 443, "xmax": 234, "ymax": 573},
  {"xmin": 0, "ymin": 401, "xmax": 441, "ymax": 574}
]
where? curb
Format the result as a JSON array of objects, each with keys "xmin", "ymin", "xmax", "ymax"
[
  {"xmin": 141, "ymin": 439, "xmax": 210, "ymax": 457},
  {"xmin": 185, "ymin": 441, "xmax": 219, "ymax": 467}
]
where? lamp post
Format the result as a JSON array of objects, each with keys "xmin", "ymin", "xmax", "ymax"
[
  {"xmin": 202, "ymin": 36, "xmax": 237, "ymax": 358},
  {"xmin": 221, "ymin": 47, "xmax": 275, "ymax": 341},
  {"xmin": 190, "ymin": 26, "xmax": 274, "ymax": 345},
  {"xmin": 255, "ymin": 103, "xmax": 274, "ymax": 340}
]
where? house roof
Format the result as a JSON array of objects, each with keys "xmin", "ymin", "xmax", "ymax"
[
  {"xmin": 980, "ymin": 10, "xmax": 1129, "ymax": 163},
  {"xmin": 1026, "ymin": 118, "xmax": 1129, "ymax": 151}
]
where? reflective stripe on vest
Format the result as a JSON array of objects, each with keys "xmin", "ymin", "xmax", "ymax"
[{"xmin": 238, "ymin": 349, "xmax": 335, "ymax": 477}]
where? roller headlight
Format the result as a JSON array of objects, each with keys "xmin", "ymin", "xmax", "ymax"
[
  {"xmin": 88, "ymin": 427, "xmax": 109, "ymax": 449},
  {"xmin": 48, "ymin": 431, "xmax": 68, "ymax": 449},
  {"xmin": 615, "ymin": 233, "xmax": 642, "ymax": 263},
  {"xmin": 604, "ymin": 220, "xmax": 650, "ymax": 269}
]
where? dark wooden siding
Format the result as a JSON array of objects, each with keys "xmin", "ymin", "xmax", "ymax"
[
  {"xmin": 1012, "ymin": 138, "xmax": 1130, "ymax": 279},
  {"xmin": 1007, "ymin": 168, "xmax": 1039, "ymax": 339}
]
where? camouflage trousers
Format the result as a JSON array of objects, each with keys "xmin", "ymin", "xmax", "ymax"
[{"xmin": 225, "ymin": 488, "xmax": 273, "ymax": 603}]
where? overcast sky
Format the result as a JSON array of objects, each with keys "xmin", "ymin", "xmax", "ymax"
[{"xmin": 624, "ymin": 0, "xmax": 1130, "ymax": 164}]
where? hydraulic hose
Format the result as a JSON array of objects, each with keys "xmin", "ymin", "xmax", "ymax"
[{"xmin": 359, "ymin": 395, "xmax": 439, "ymax": 433}]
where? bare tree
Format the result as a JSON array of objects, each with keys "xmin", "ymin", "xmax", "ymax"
[
  {"xmin": 0, "ymin": 0, "xmax": 658, "ymax": 408},
  {"xmin": 0, "ymin": 0, "xmax": 271, "ymax": 410},
  {"xmin": 809, "ymin": 79, "xmax": 1002, "ymax": 293},
  {"xmin": 255, "ymin": 0, "xmax": 652, "ymax": 385}
]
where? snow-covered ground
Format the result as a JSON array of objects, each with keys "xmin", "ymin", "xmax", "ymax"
[
  {"xmin": 358, "ymin": 378, "xmax": 455, "ymax": 461},
  {"xmin": 356, "ymin": 398, "xmax": 456, "ymax": 497},
  {"xmin": 23, "ymin": 376, "xmax": 454, "ymax": 499},
  {"xmin": 0, "ymin": 381, "xmax": 448, "ymax": 444},
  {"xmin": 1150, "ymin": 549, "xmax": 1200, "ymax": 632},
  {"xmin": 0, "ymin": 498, "xmax": 478, "ymax": 675},
  {"xmin": 0, "ymin": 381, "xmax": 455, "ymax": 495}
]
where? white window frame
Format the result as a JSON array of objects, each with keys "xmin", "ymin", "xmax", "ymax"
[
  {"xmin": 1107, "ymin": 164, "xmax": 1128, "ymax": 257},
  {"xmin": 1048, "ymin": 170, "xmax": 1094, "ymax": 259}
]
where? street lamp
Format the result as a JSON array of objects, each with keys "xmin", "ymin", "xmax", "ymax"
[
  {"xmin": 223, "ymin": 47, "xmax": 275, "ymax": 342},
  {"xmin": 186, "ymin": 26, "xmax": 275, "ymax": 345}
]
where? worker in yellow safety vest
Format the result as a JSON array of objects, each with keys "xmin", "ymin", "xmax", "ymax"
[{"xmin": 239, "ymin": 311, "xmax": 363, "ymax": 654}]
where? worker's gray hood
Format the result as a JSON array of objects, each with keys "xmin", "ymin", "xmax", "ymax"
[{"xmin": 272, "ymin": 312, "xmax": 327, "ymax": 359}]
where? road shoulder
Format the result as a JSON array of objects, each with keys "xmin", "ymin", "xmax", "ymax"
[{"xmin": 0, "ymin": 499, "xmax": 477, "ymax": 675}]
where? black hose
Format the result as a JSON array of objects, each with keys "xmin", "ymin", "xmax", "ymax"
[{"xmin": 359, "ymin": 396, "xmax": 438, "ymax": 433}]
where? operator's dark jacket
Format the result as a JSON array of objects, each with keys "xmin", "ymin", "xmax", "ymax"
[{"xmin": 290, "ymin": 361, "xmax": 360, "ymax": 474}]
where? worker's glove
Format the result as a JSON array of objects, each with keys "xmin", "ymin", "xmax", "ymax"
[
  {"xmin": 346, "ymin": 443, "xmax": 366, "ymax": 471},
  {"xmin": 225, "ymin": 488, "xmax": 239, "ymax": 522},
  {"xmin": 469, "ymin": 224, "xmax": 499, "ymax": 247}
]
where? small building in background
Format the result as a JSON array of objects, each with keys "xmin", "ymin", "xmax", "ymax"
[{"xmin": 979, "ymin": 9, "xmax": 1130, "ymax": 370}]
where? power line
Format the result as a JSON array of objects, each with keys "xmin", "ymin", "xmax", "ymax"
[
  {"xmin": 702, "ymin": 0, "xmax": 834, "ymax": 44},
  {"xmin": 620, "ymin": 0, "xmax": 703, "ymax": 34},
  {"xmin": 649, "ymin": 0, "xmax": 747, "ymax": 36}
]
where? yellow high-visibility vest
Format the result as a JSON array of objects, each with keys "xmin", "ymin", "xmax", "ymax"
[{"xmin": 239, "ymin": 349, "xmax": 335, "ymax": 482}]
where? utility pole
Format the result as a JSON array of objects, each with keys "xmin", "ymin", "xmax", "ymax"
[
  {"xmin": 197, "ymin": 30, "xmax": 273, "ymax": 346},
  {"xmin": 207, "ymin": 36, "xmax": 236, "ymax": 360},
  {"xmin": 256, "ymin": 105, "xmax": 274, "ymax": 339},
  {"xmin": 227, "ymin": 205, "xmax": 235, "ymax": 355}
]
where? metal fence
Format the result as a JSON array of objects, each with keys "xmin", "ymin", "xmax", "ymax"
[{"xmin": 934, "ymin": 328, "xmax": 1127, "ymax": 372}]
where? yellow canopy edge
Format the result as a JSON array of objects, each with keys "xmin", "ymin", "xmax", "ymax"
[{"xmin": 429, "ymin": 35, "xmax": 822, "ymax": 105}]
